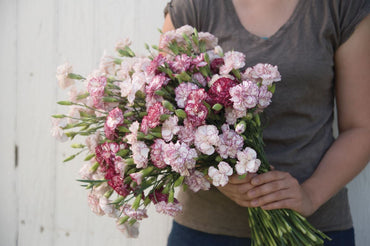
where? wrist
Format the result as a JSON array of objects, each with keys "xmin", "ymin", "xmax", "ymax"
[{"xmin": 301, "ymin": 179, "xmax": 323, "ymax": 214}]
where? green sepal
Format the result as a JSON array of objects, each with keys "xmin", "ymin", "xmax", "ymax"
[
  {"xmin": 71, "ymin": 143, "xmax": 85, "ymax": 148},
  {"xmin": 175, "ymin": 109, "xmax": 187, "ymax": 119},
  {"xmin": 212, "ymin": 103, "xmax": 223, "ymax": 111},
  {"xmin": 160, "ymin": 114, "xmax": 171, "ymax": 121},
  {"xmin": 268, "ymin": 83, "xmax": 276, "ymax": 94},
  {"xmin": 118, "ymin": 126, "xmax": 131, "ymax": 133},
  {"xmin": 57, "ymin": 101, "xmax": 73, "ymax": 106},
  {"xmin": 84, "ymin": 153, "xmax": 95, "ymax": 161},
  {"xmin": 63, "ymin": 154, "xmax": 76, "ymax": 162},
  {"xmin": 116, "ymin": 149, "xmax": 130, "ymax": 157},
  {"xmin": 103, "ymin": 97, "xmax": 119, "ymax": 103},
  {"xmin": 68, "ymin": 73, "xmax": 85, "ymax": 80},
  {"xmin": 174, "ymin": 176, "xmax": 185, "ymax": 187},
  {"xmin": 52, "ymin": 114, "xmax": 67, "ymax": 118}
]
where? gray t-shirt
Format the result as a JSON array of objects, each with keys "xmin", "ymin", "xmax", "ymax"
[{"xmin": 166, "ymin": 0, "xmax": 370, "ymax": 237}]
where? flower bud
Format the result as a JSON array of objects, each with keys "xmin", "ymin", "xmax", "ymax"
[
  {"xmin": 175, "ymin": 109, "xmax": 187, "ymax": 119},
  {"xmin": 162, "ymin": 100, "xmax": 175, "ymax": 112},
  {"xmin": 212, "ymin": 103, "xmax": 223, "ymax": 111},
  {"xmin": 235, "ymin": 121, "xmax": 246, "ymax": 134},
  {"xmin": 132, "ymin": 194, "xmax": 142, "ymax": 209}
]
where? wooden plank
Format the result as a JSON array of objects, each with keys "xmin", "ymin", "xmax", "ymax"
[
  {"xmin": 0, "ymin": 1, "xmax": 18, "ymax": 245},
  {"xmin": 15, "ymin": 0, "xmax": 58, "ymax": 245}
]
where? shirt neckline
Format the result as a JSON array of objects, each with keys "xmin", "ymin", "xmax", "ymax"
[{"xmin": 226, "ymin": 0, "xmax": 304, "ymax": 42}]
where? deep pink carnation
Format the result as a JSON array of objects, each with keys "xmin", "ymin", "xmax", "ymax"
[
  {"xmin": 106, "ymin": 170, "xmax": 130, "ymax": 197},
  {"xmin": 186, "ymin": 88, "xmax": 207, "ymax": 105},
  {"xmin": 210, "ymin": 57, "xmax": 224, "ymax": 74},
  {"xmin": 185, "ymin": 103, "xmax": 208, "ymax": 127},
  {"xmin": 207, "ymin": 77, "xmax": 237, "ymax": 107},
  {"xmin": 122, "ymin": 204, "xmax": 148, "ymax": 220},
  {"xmin": 142, "ymin": 102, "xmax": 166, "ymax": 129},
  {"xmin": 146, "ymin": 54, "xmax": 166, "ymax": 75}
]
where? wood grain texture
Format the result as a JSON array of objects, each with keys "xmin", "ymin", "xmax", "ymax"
[
  {"xmin": 1, "ymin": 0, "xmax": 369, "ymax": 245},
  {"xmin": 0, "ymin": 0, "xmax": 18, "ymax": 245}
]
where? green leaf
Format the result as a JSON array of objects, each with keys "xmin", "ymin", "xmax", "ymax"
[
  {"xmin": 118, "ymin": 126, "xmax": 131, "ymax": 133},
  {"xmin": 52, "ymin": 114, "xmax": 67, "ymax": 118},
  {"xmin": 160, "ymin": 114, "xmax": 171, "ymax": 121}
]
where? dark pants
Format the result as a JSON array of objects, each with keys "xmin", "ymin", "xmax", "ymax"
[{"xmin": 168, "ymin": 221, "xmax": 355, "ymax": 246}]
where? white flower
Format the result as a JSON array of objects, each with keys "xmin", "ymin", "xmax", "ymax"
[
  {"xmin": 235, "ymin": 147, "xmax": 261, "ymax": 175},
  {"xmin": 131, "ymin": 141, "xmax": 149, "ymax": 169},
  {"xmin": 116, "ymin": 220, "xmax": 140, "ymax": 238},
  {"xmin": 194, "ymin": 125, "xmax": 220, "ymax": 155},
  {"xmin": 219, "ymin": 51, "xmax": 245, "ymax": 75},
  {"xmin": 99, "ymin": 196, "xmax": 119, "ymax": 218},
  {"xmin": 162, "ymin": 116, "xmax": 180, "ymax": 142},
  {"xmin": 208, "ymin": 162, "xmax": 233, "ymax": 187},
  {"xmin": 50, "ymin": 118, "xmax": 68, "ymax": 142}
]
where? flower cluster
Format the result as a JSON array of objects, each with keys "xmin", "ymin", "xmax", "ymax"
[{"xmin": 50, "ymin": 25, "xmax": 328, "ymax": 246}]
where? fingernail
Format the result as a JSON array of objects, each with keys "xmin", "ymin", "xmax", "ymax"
[{"xmin": 252, "ymin": 178, "xmax": 259, "ymax": 185}]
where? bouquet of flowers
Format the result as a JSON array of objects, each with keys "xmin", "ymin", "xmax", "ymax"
[{"xmin": 52, "ymin": 25, "xmax": 329, "ymax": 245}]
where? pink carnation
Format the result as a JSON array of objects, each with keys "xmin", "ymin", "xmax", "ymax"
[
  {"xmin": 145, "ymin": 74, "xmax": 170, "ymax": 96},
  {"xmin": 99, "ymin": 196, "xmax": 119, "ymax": 218},
  {"xmin": 198, "ymin": 32, "xmax": 218, "ymax": 49},
  {"xmin": 130, "ymin": 172, "xmax": 144, "ymax": 185},
  {"xmin": 258, "ymin": 85, "xmax": 273, "ymax": 109},
  {"xmin": 142, "ymin": 102, "xmax": 166, "ymax": 129},
  {"xmin": 224, "ymin": 107, "xmax": 246, "ymax": 125},
  {"xmin": 116, "ymin": 220, "xmax": 140, "ymax": 238},
  {"xmin": 50, "ymin": 118, "xmax": 68, "ymax": 142},
  {"xmin": 115, "ymin": 37, "xmax": 132, "ymax": 51},
  {"xmin": 185, "ymin": 170, "xmax": 211, "ymax": 192},
  {"xmin": 88, "ymin": 193, "xmax": 105, "ymax": 216},
  {"xmin": 122, "ymin": 204, "xmax": 148, "ymax": 220},
  {"xmin": 219, "ymin": 51, "xmax": 245, "ymax": 75},
  {"xmin": 150, "ymin": 139, "xmax": 167, "ymax": 169},
  {"xmin": 186, "ymin": 88, "xmax": 207, "ymax": 105},
  {"xmin": 85, "ymin": 131, "xmax": 102, "ymax": 153},
  {"xmin": 194, "ymin": 125, "xmax": 220, "ymax": 155},
  {"xmin": 210, "ymin": 57, "xmax": 224, "ymax": 74},
  {"xmin": 191, "ymin": 53, "xmax": 207, "ymax": 69},
  {"xmin": 162, "ymin": 116, "xmax": 180, "ymax": 142},
  {"xmin": 208, "ymin": 161, "xmax": 233, "ymax": 187},
  {"xmin": 229, "ymin": 80, "xmax": 259, "ymax": 111},
  {"xmin": 171, "ymin": 54, "xmax": 192, "ymax": 73},
  {"xmin": 56, "ymin": 62, "xmax": 74, "ymax": 89},
  {"xmin": 175, "ymin": 82, "xmax": 199, "ymax": 108},
  {"xmin": 99, "ymin": 51, "xmax": 115, "ymax": 75},
  {"xmin": 104, "ymin": 107, "xmax": 124, "ymax": 140},
  {"xmin": 155, "ymin": 201, "xmax": 182, "ymax": 217},
  {"xmin": 235, "ymin": 147, "xmax": 261, "ymax": 175},
  {"xmin": 185, "ymin": 102, "xmax": 208, "ymax": 127},
  {"xmin": 87, "ymin": 75, "xmax": 107, "ymax": 108},
  {"xmin": 126, "ymin": 121, "xmax": 139, "ymax": 145},
  {"xmin": 192, "ymin": 72, "xmax": 207, "ymax": 87},
  {"xmin": 163, "ymin": 142, "xmax": 198, "ymax": 176},
  {"xmin": 147, "ymin": 54, "xmax": 166, "ymax": 75},
  {"xmin": 177, "ymin": 119, "xmax": 196, "ymax": 145},
  {"xmin": 250, "ymin": 63, "xmax": 281, "ymax": 86},
  {"xmin": 131, "ymin": 141, "xmax": 149, "ymax": 169},
  {"xmin": 216, "ymin": 124, "xmax": 244, "ymax": 159}
]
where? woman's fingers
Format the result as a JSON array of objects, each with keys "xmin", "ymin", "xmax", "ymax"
[{"xmin": 247, "ymin": 180, "xmax": 290, "ymax": 199}]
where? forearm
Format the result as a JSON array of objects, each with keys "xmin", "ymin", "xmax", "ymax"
[{"xmin": 302, "ymin": 127, "xmax": 370, "ymax": 212}]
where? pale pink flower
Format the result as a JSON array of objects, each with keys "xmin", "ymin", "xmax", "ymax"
[
  {"xmin": 225, "ymin": 107, "xmax": 246, "ymax": 125},
  {"xmin": 115, "ymin": 37, "xmax": 132, "ymax": 51},
  {"xmin": 162, "ymin": 116, "xmax": 180, "ymax": 142},
  {"xmin": 131, "ymin": 141, "xmax": 149, "ymax": 168},
  {"xmin": 214, "ymin": 45, "xmax": 223, "ymax": 56},
  {"xmin": 56, "ymin": 62, "xmax": 74, "ymax": 89},
  {"xmin": 198, "ymin": 32, "xmax": 218, "ymax": 49},
  {"xmin": 99, "ymin": 196, "xmax": 119, "ymax": 218},
  {"xmin": 192, "ymin": 73, "xmax": 207, "ymax": 87},
  {"xmin": 208, "ymin": 161, "xmax": 233, "ymax": 187},
  {"xmin": 68, "ymin": 86, "xmax": 82, "ymax": 103},
  {"xmin": 116, "ymin": 220, "xmax": 140, "ymax": 238},
  {"xmin": 219, "ymin": 51, "xmax": 245, "ymax": 75},
  {"xmin": 216, "ymin": 124, "xmax": 244, "ymax": 159},
  {"xmin": 50, "ymin": 118, "xmax": 68, "ymax": 142},
  {"xmin": 117, "ymin": 58, "xmax": 134, "ymax": 80},
  {"xmin": 126, "ymin": 121, "xmax": 139, "ymax": 145},
  {"xmin": 150, "ymin": 139, "xmax": 167, "ymax": 169},
  {"xmin": 191, "ymin": 53, "xmax": 208, "ymax": 69},
  {"xmin": 163, "ymin": 142, "xmax": 198, "ymax": 176},
  {"xmin": 99, "ymin": 51, "xmax": 116, "ymax": 75},
  {"xmin": 235, "ymin": 147, "xmax": 261, "ymax": 175},
  {"xmin": 177, "ymin": 119, "xmax": 196, "ymax": 145},
  {"xmin": 194, "ymin": 125, "xmax": 220, "ymax": 155},
  {"xmin": 176, "ymin": 25, "xmax": 194, "ymax": 36},
  {"xmin": 130, "ymin": 172, "xmax": 143, "ymax": 185},
  {"xmin": 185, "ymin": 170, "xmax": 211, "ymax": 192},
  {"xmin": 251, "ymin": 63, "xmax": 281, "ymax": 86},
  {"xmin": 114, "ymin": 155, "xmax": 127, "ymax": 177},
  {"xmin": 155, "ymin": 201, "xmax": 182, "ymax": 217},
  {"xmin": 229, "ymin": 80, "xmax": 259, "ymax": 111},
  {"xmin": 88, "ymin": 193, "xmax": 105, "ymax": 216},
  {"xmin": 79, "ymin": 160, "xmax": 95, "ymax": 180},
  {"xmin": 175, "ymin": 82, "xmax": 199, "ymax": 108},
  {"xmin": 121, "ymin": 205, "xmax": 148, "ymax": 220},
  {"xmin": 258, "ymin": 85, "xmax": 273, "ymax": 109},
  {"xmin": 85, "ymin": 131, "xmax": 102, "ymax": 153}
]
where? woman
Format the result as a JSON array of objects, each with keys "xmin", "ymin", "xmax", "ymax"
[{"xmin": 163, "ymin": 0, "xmax": 370, "ymax": 245}]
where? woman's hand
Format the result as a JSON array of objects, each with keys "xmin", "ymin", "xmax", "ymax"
[{"xmin": 217, "ymin": 171, "xmax": 318, "ymax": 217}]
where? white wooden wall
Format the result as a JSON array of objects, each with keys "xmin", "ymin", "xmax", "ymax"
[{"xmin": 0, "ymin": 1, "xmax": 368, "ymax": 246}]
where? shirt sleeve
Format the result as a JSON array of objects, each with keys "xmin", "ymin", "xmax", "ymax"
[
  {"xmin": 336, "ymin": 0, "xmax": 370, "ymax": 47},
  {"xmin": 164, "ymin": 0, "xmax": 202, "ymax": 30}
]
